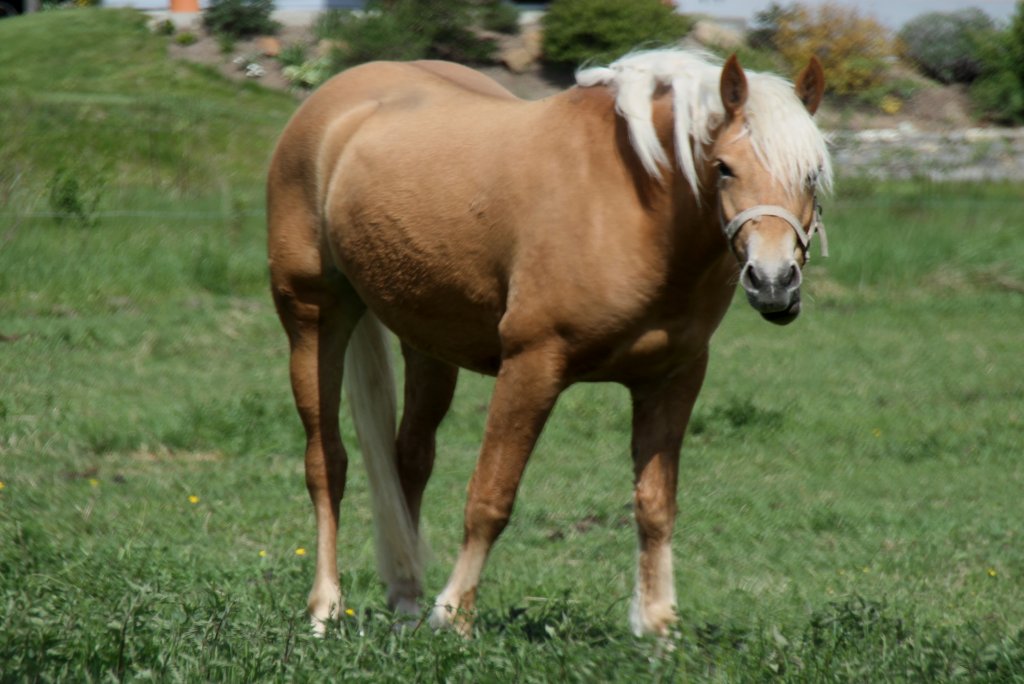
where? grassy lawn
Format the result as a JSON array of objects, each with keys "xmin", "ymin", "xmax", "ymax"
[{"xmin": 2, "ymin": 9, "xmax": 1024, "ymax": 681}]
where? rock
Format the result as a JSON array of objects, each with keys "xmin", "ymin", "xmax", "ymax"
[
  {"xmin": 691, "ymin": 19, "xmax": 744, "ymax": 50},
  {"xmin": 502, "ymin": 47, "xmax": 537, "ymax": 73},
  {"xmin": 257, "ymin": 36, "xmax": 281, "ymax": 58},
  {"xmin": 520, "ymin": 24, "xmax": 542, "ymax": 61}
]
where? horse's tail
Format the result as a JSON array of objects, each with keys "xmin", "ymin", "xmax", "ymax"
[{"xmin": 343, "ymin": 311, "xmax": 424, "ymax": 607}]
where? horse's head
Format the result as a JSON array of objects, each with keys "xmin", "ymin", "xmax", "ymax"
[{"xmin": 712, "ymin": 55, "xmax": 827, "ymax": 326}]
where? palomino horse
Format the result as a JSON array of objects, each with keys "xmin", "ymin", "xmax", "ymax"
[{"xmin": 267, "ymin": 49, "xmax": 831, "ymax": 637}]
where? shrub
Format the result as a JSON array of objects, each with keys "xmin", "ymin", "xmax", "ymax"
[
  {"xmin": 153, "ymin": 19, "xmax": 176, "ymax": 36},
  {"xmin": 773, "ymin": 1, "xmax": 894, "ymax": 96},
  {"xmin": 277, "ymin": 42, "xmax": 307, "ymax": 69},
  {"xmin": 969, "ymin": 2, "xmax": 1024, "ymax": 123},
  {"xmin": 202, "ymin": 0, "xmax": 279, "ymax": 39},
  {"xmin": 747, "ymin": 2, "xmax": 798, "ymax": 51},
  {"xmin": 174, "ymin": 31, "xmax": 198, "ymax": 46},
  {"xmin": 897, "ymin": 9, "xmax": 993, "ymax": 84},
  {"xmin": 479, "ymin": 0, "xmax": 520, "ymax": 35},
  {"xmin": 318, "ymin": 0, "xmax": 495, "ymax": 72},
  {"xmin": 541, "ymin": 0, "xmax": 693, "ymax": 68}
]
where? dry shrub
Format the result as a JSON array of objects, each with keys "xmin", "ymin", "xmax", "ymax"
[{"xmin": 774, "ymin": 2, "xmax": 894, "ymax": 96}]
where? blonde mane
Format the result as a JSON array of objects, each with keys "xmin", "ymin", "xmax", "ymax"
[{"xmin": 576, "ymin": 49, "xmax": 833, "ymax": 199}]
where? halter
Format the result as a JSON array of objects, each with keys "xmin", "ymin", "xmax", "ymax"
[{"xmin": 721, "ymin": 199, "xmax": 828, "ymax": 259}]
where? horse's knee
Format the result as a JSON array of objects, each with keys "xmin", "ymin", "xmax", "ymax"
[{"xmin": 464, "ymin": 496, "xmax": 512, "ymax": 544}]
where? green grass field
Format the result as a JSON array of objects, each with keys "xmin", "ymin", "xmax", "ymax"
[{"xmin": 2, "ymin": 9, "xmax": 1024, "ymax": 682}]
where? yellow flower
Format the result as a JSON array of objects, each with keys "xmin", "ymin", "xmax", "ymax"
[
  {"xmin": 188, "ymin": 495, "xmax": 200, "ymax": 504},
  {"xmin": 871, "ymin": 428, "xmax": 882, "ymax": 438},
  {"xmin": 344, "ymin": 608, "xmax": 355, "ymax": 617},
  {"xmin": 89, "ymin": 478, "xmax": 100, "ymax": 487},
  {"xmin": 295, "ymin": 547, "xmax": 306, "ymax": 556},
  {"xmin": 0, "ymin": 481, "xmax": 6, "ymax": 490},
  {"xmin": 258, "ymin": 549, "xmax": 267, "ymax": 558},
  {"xmin": 988, "ymin": 568, "xmax": 998, "ymax": 578}
]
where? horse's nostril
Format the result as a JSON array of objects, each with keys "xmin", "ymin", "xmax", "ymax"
[
  {"xmin": 745, "ymin": 265, "xmax": 762, "ymax": 290},
  {"xmin": 780, "ymin": 263, "xmax": 798, "ymax": 288}
]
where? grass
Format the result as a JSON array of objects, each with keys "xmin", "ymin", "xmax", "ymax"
[{"xmin": 3, "ymin": 8, "xmax": 1024, "ymax": 681}]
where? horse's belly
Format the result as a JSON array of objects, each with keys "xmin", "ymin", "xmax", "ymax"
[{"xmin": 327, "ymin": 204, "xmax": 507, "ymax": 374}]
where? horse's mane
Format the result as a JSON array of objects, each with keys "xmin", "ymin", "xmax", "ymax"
[{"xmin": 576, "ymin": 49, "xmax": 833, "ymax": 200}]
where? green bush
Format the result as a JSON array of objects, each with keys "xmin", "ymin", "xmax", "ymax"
[
  {"xmin": 747, "ymin": 2, "xmax": 797, "ymax": 51},
  {"xmin": 970, "ymin": 2, "xmax": 1024, "ymax": 123},
  {"xmin": 898, "ymin": 9, "xmax": 993, "ymax": 84},
  {"xmin": 541, "ymin": 0, "xmax": 693, "ymax": 68},
  {"xmin": 479, "ymin": 0, "xmax": 520, "ymax": 35},
  {"xmin": 174, "ymin": 31, "xmax": 198, "ymax": 46},
  {"xmin": 317, "ymin": 0, "xmax": 495, "ymax": 73},
  {"xmin": 202, "ymin": 0, "xmax": 278, "ymax": 39}
]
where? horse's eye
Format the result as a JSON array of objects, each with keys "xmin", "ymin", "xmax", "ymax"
[{"xmin": 716, "ymin": 161, "xmax": 734, "ymax": 179}]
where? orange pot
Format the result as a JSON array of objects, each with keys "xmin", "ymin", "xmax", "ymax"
[{"xmin": 170, "ymin": 0, "xmax": 199, "ymax": 12}]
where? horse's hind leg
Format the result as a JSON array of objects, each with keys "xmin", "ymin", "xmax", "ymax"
[
  {"xmin": 272, "ymin": 266, "xmax": 365, "ymax": 634},
  {"xmin": 386, "ymin": 343, "xmax": 458, "ymax": 614}
]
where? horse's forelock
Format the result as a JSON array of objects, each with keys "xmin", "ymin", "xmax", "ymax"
[{"xmin": 575, "ymin": 49, "xmax": 833, "ymax": 199}]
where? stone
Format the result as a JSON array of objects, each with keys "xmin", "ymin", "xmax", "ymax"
[
  {"xmin": 258, "ymin": 36, "xmax": 281, "ymax": 58},
  {"xmin": 502, "ymin": 47, "xmax": 537, "ymax": 74},
  {"xmin": 691, "ymin": 20, "xmax": 743, "ymax": 50}
]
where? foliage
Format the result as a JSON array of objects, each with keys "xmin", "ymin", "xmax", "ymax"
[
  {"xmin": 153, "ymin": 18, "xmax": 175, "ymax": 36},
  {"xmin": 772, "ymin": 1, "xmax": 894, "ymax": 96},
  {"xmin": 202, "ymin": 0, "xmax": 279, "ymax": 39},
  {"xmin": 282, "ymin": 56, "xmax": 331, "ymax": 89},
  {"xmin": 897, "ymin": 9, "xmax": 993, "ymax": 84},
  {"xmin": 541, "ymin": 0, "xmax": 693, "ymax": 68},
  {"xmin": 315, "ymin": 0, "xmax": 496, "ymax": 75},
  {"xmin": 479, "ymin": 0, "xmax": 520, "ymax": 35},
  {"xmin": 277, "ymin": 42, "xmax": 307, "ymax": 69},
  {"xmin": 174, "ymin": 30, "xmax": 197, "ymax": 46},
  {"xmin": 746, "ymin": 1, "xmax": 798, "ymax": 51},
  {"xmin": 47, "ymin": 167, "xmax": 103, "ymax": 228},
  {"xmin": 969, "ymin": 1, "xmax": 1024, "ymax": 124}
]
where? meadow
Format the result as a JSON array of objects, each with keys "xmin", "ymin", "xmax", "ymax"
[{"xmin": 2, "ymin": 9, "xmax": 1024, "ymax": 682}]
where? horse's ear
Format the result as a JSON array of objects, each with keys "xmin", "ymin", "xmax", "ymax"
[
  {"xmin": 795, "ymin": 55, "xmax": 825, "ymax": 114},
  {"xmin": 719, "ymin": 54, "xmax": 748, "ymax": 117}
]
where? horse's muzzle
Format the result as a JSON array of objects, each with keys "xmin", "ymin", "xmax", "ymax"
[{"xmin": 740, "ymin": 260, "xmax": 802, "ymax": 326}]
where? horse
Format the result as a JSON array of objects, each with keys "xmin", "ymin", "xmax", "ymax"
[{"xmin": 267, "ymin": 48, "xmax": 832, "ymax": 637}]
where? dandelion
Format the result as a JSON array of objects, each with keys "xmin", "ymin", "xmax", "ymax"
[
  {"xmin": 0, "ymin": 481, "xmax": 5, "ymax": 491},
  {"xmin": 89, "ymin": 478, "xmax": 99, "ymax": 487},
  {"xmin": 988, "ymin": 568, "xmax": 998, "ymax": 578},
  {"xmin": 345, "ymin": 608, "xmax": 355, "ymax": 617},
  {"xmin": 188, "ymin": 495, "xmax": 200, "ymax": 504},
  {"xmin": 295, "ymin": 547, "xmax": 306, "ymax": 556},
  {"xmin": 258, "ymin": 549, "xmax": 267, "ymax": 558}
]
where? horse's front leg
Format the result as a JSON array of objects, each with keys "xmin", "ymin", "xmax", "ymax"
[
  {"xmin": 430, "ymin": 341, "xmax": 566, "ymax": 636},
  {"xmin": 628, "ymin": 351, "xmax": 709, "ymax": 637}
]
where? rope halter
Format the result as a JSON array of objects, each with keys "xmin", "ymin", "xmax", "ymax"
[{"xmin": 721, "ymin": 200, "xmax": 828, "ymax": 260}]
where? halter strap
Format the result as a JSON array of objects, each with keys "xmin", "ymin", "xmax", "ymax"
[{"xmin": 722, "ymin": 201, "xmax": 828, "ymax": 259}]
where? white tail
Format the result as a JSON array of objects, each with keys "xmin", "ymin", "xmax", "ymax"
[{"xmin": 343, "ymin": 312, "xmax": 424, "ymax": 610}]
